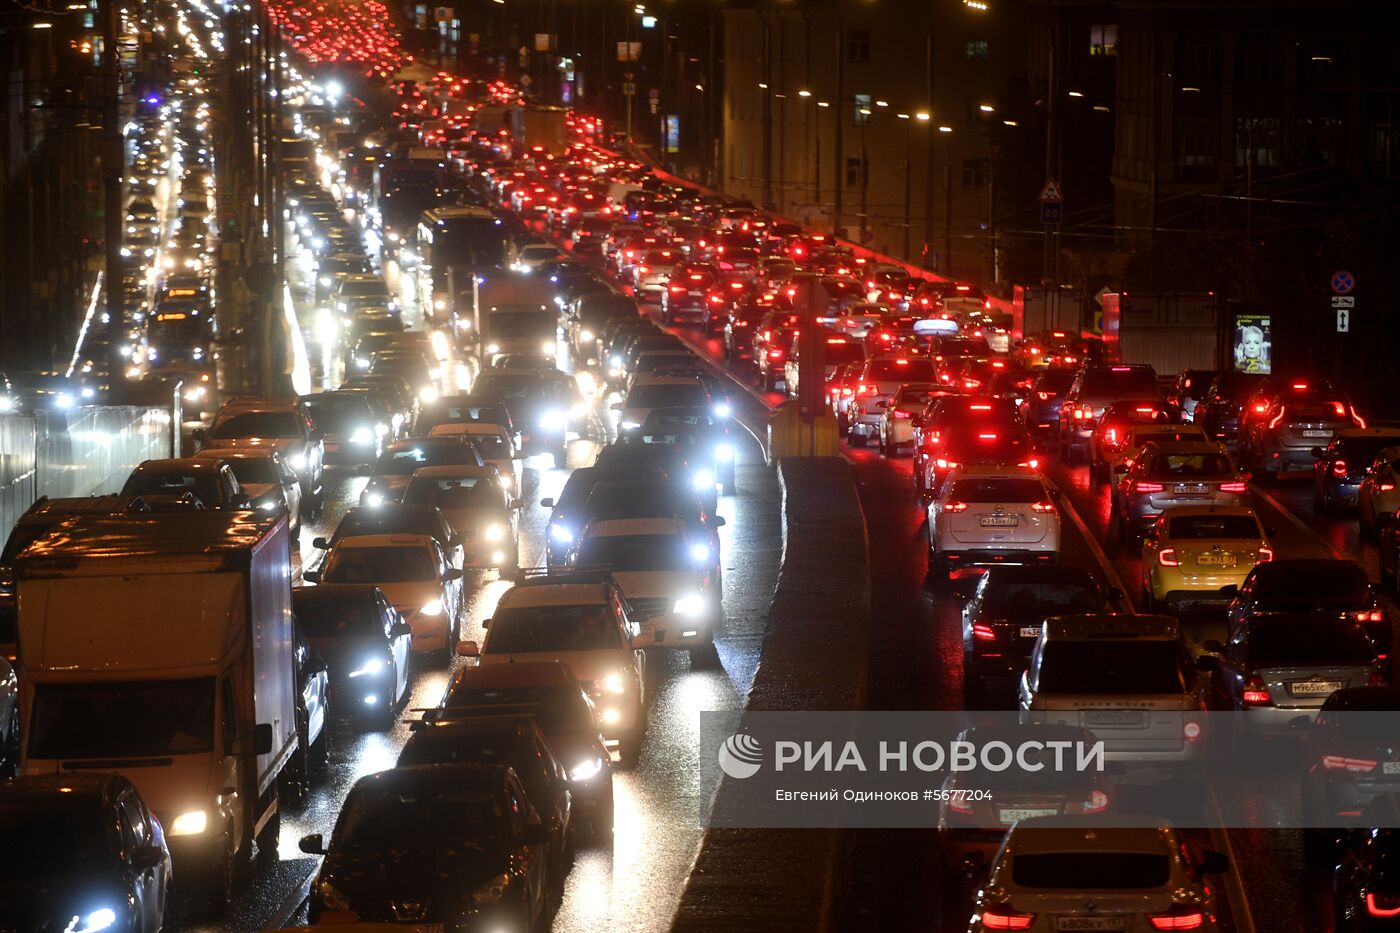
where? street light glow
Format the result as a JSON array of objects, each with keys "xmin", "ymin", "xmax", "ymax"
[
  {"xmin": 964, "ymin": 0, "xmax": 989, "ymax": 10},
  {"xmin": 816, "ymin": 101, "xmax": 830, "ymax": 108},
  {"xmin": 1003, "ymin": 119, "xmax": 1018, "ymax": 126},
  {"xmin": 938, "ymin": 125, "xmax": 953, "ymax": 133},
  {"xmin": 915, "ymin": 112, "xmax": 930, "ymax": 121},
  {"xmin": 758, "ymin": 82, "xmax": 768, "ymax": 89},
  {"xmin": 897, "ymin": 112, "xmax": 910, "ymax": 119},
  {"xmin": 797, "ymin": 89, "xmax": 812, "ymax": 98},
  {"xmin": 875, "ymin": 100, "xmax": 889, "ymax": 107},
  {"xmin": 1068, "ymin": 90, "xmax": 1084, "ymax": 98},
  {"xmin": 1093, "ymin": 104, "xmax": 1110, "ymax": 112},
  {"xmin": 979, "ymin": 104, "xmax": 995, "ymax": 112}
]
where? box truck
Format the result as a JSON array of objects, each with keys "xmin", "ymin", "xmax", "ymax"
[
  {"xmin": 1098, "ymin": 292, "xmax": 1221, "ymax": 376},
  {"xmin": 15, "ymin": 512, "xmax": 297, "ymax": 914},
  {"xmin": 448, "ymin": 267, "xmax": 557, "ymax": 365}
]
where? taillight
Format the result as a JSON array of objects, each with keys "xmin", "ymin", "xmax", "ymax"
[
  {"xmin": 948, "ymin": 793, "xmax": 975, "ymax": 814},
  {"xmin": 1147, "ymin": 907, "xmax": 1206, "ymax": 930},
  {"xmin": 980, "ymin": 907, "xmax": 1034, "ymax": 931},
  {"xmin": 1380, "ymin": 482, "xmax": 1396, "ymax": 492},
  {"xmin": 1321, "ymin": 754, "xmax": 1378, "ymax": 772},
  {"xmin": 943, "ymin": 500, "xmax": 969, "ymax": 512},
  {"xmin": 768, "ymin": 349, "xmax": 784, "ymax": 360},
  {"xmin": 669, "ymin": 284, "xmax": 685, "ymax": 293},
  {"xmin": 1158, "ymin": 548, "xmax": 1180, "ymax": 567},
  {"xmin": 1367, "ymin": 893, "xmax": 1400, "ymax": 918},
  {"xmin": 1352, "ymin": 407, "xmax": 1368, "ymax": 429},
  {"xmin": 1220, "ymin": 481, "xmax": 1248, "ymax": 493},
  {"xmin": 1370, "ymin": 670, "xmax": 1388, "ymax": 686},
  {"xmin": 1268, "ymin": 407, "xmax": 1285, "ymax": 429},
  {"xmin": 1256, "ymin": 546, "xmax": 1274, "ymax": 562},
  {"xmin": 1333, "ymin": 459, "xmax": 1348, "ymax": 477},
  {"xmin": 1031, "ymin": 501, "xmax": 1055, "ymax": 513},
  {"xmin": 935, "ymin": 459, "xmax": 958, "ymax": 471},
  {"xmin": 1081, "ymin": 788, "xmax": 1110, "ymax": 813},
  {"xmin": 1134, "ymin": 481, "xmax": 1165, "ymax": 493},
  {"xmin": 1242, "ymin": 675, "xmax": 1272, "ymax": 706},
  {"xmin": 1355, "ymin": 609, "xmax": 1385, "ymax": 623},
  {"xmin": 893, "ymin": 409, "xmax": 911, "ymax": 419},
  {"xmin": 1037, "ymin": 390, "xmax": 1049, "ymax": 400},
  {"xmin": 856, "ymin": 383, "xmax": 876, "ymax": 396},
  {"xmin": 972, "ymin": 624, "xmax": 996, "ymax": 641}
]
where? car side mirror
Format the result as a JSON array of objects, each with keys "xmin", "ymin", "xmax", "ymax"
[
  {"xmin": 1197, "ymin": 850, "xmax": 1229, "ymax": 875},
  {"xmin": 445, "ymin": 568, "xmax": 464, "ymax": 581},
  {"xmin": 456, "ymin": 640, "xmax": 480, "ymax": 657},
  {"xmin": 312, "ymin": 536, "xmax": 329, "ymax": 549},
  {"xmin": 253, "ymin": 722, "xmax": 273, "ymax": 756},
  {"xmin": 390, "ymin": 622, "xmax": 413, "ymax": 638},
  {"xmin": 540, "ymin": 497, "xmax": 555, "ymax": 508},
  {"xmin": 524, "ymin": 823, "xmax": 553, "ymax": 845},
  {"xmin": 1218, "ymin": 584, "xmax": 1239, "ymax": 599},
  {"xmin": 714, "ymin": 516, "xmax": 726, "ymax": 527},
  {"xmin": 1202, "ymin": 639, "xmax": 1226, "ymax": 654},
  {"xmin": 131, "ymin": 843, "xmax": 165, "ymax": 869},
  {"xmin": 299, "ymin": 833, "xmax": 326, "ymax": 855},
  {"xmin": 302, "ymin": 570, "xmax": 321, "ymax": 583}
]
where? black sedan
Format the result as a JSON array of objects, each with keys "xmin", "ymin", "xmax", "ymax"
[{"xmin": 294, "ymin": 584, "xmax": 414, "ymax": 728}]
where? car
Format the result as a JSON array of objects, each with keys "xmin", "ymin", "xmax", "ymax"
[
  {"xmin": 1205, "ymin": 613, "xmax": 1384, "ymax": 743},
  {"xmin": 300, "ymin": 390, "xmax": 387, "ymax": 470},
  {"xmin": 414, "ymin": 395, "xmax": 516, "ymax": 444},
  {"xmin": 877, "ymin": 383, "xmax": 947, "ymax": 457},
  {"xmin": 1313, "ymin": 428, "xmax": 1400, "ymax": 516},
  {"xmin": 1333, "ymin": 795, "xmax": 1400, "ymax": 931},
  {"xmin": 293, "ymin": 584, "xmax": 413, "ymax": 728},
  {"xmin": 918, "ymin": 424, "xmax": 1037, "ymax": 501},
  {"xmin": 1019, "ymin": 614, "xmax": 1210, "ymax": 773},
  {"xmin": 630, "ymin": 406, "xmax": 739, "ymax": 495},
  {"xmin": 1358, "ymin": 445, "xmax": 1400, "ymax": 539},
  {"xmin": 927, "ymin": 465, "xmax": 1061, "ymax": 583},
  {"xmin": 937, "ymin": 723, "xmax": 1113, "ymax": 865},
  {"xmin": 402, "ymin": 464, "xmax": 521, "ymax": 576},
  {"xmin": 541, "ymin": 465, "xmax": 675, "ymax": 568},
  {"xmin": 567, "ymin": 293, "xmax": 636, "ymax": 363},
  {"xmin": 1085, "ymin": 400, "xmax": 1184, "ymax": 483},
  {"xmin": 333, "ymin": 272, "xmax": 396, "ymax": 316},
  {"xmin": 197, "ymin": 397, "xmax": 325, "ymax": 502},
  {"xmin": 397, "ymin": 716, "xmax": 578, "ymax": 868},
  {"xmin": 461, "ymin": 573, "xmax": 648, "ymax": 764},
  {"xmin": 301, "ymin": 764, "xmax": 554, "ymax": 929},
  {"xmin": 966, "ymin": 816, "xmax": 1228, "ymax": 933},
  {"xmin": 119, "ymin": 458, "xmax": 251, "ymax": 511},
  {"xmin": 0, "ymin": 773, "xmax": 173, "ymax": 933},
  {"xmin": 959, "ymin": 566, "xmax": 1118, "ymax": 704},
  {"xmin": 1167, "ymin": 368, "xmax": 1220, "ymax": 422},
  {"xmin": 912, "ymin": 394, "xmax": 1024, "ymax": 496},
  {"xmin": 193, "ymin": 447, "xmax": 304, "ymax": 543},
  {"xmin": 1241, "ymin": 381, "xmax": 1365, "ymax": 477},
  {"xmin": 359, "ymin": 437, "xmax": 486, "ymax": 507},
  {"xmin": 846, "ymin": 356, "xmax": 941, "ymax": 447},
  {"xmin": 1300, "ymin": 688, "xmax": 1400, "ymax": 843},
  {"xmin": 1093, "ymin": 421, "xmax": 1207, "ymax": 486},
  {"xmin": 311, "ymin": 503, "xmax": 464, "ymax": 577},
  {"xmin": 614, "ymin": 375, "xmax": 711, "ymax": 431},
  {"xmin": 1195, "ymin": 371, "xmax": 1269, "ymax": 452},
  {"xmin": 305, "ymin": 533, "xmax": 464, "ymax": 663},
  {"xmin": 471, "ymin": 370, "xmax": 584, "ymax": 465},
  {"xmin": 1224, "ymin": 559, "xmax": 1391, "ymax": 668},
  {"xmin": 429, "ymin": 421, "xmax": 523, "ymax": 492},
  {"xmin": 600, "ymin": 422, "xmax": 723, "ymax": 514},
  {"xmin": 1139, "ymin": 505, "xmax": 1274, "ymax": 612},
  {"xmin": 1110, "ymin": 441, "xmax": 1248, "ymax": 544},
  {"xmin": 290, "ymin": 621, "xmax": 331, "ymax": 793},
  {"xmin": 1056, "ymin": 363, "xmax": 1160, "ymax": 463},
  {"xmin": 1021, "ymin": 369, "xmax": 1076, "ymax": 440},
  {"xmin": 571, "ymin": 516, "xmax": 720, "ymax": 666}
]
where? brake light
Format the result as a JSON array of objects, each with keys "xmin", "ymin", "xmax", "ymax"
[
  {"xmin": 1104, "ymin": 427, "xmax": 1118, "ymax": 445},
  {"xmin": 1147, "ymin": 907, "xmax": 1206, "ymax": 930},
  {"xmin": 1354, "ymin": 609, "xmax": 1384, "ymax": 623},
  {"xmin": 1134, "ymin": 481, "xmax": 1165, "ymax": 493},
  {"xmin": 943, "ymin": 500, "xmax": 969, "ymax": 512},
  {"xmin": 978, "ymin": 433, "xmax": 998, "ymax": 440},
  {"xmin": 970, "ymin": 403, "xmax": 992, "ymax": 411},
  {"xmin": 637, "ymin": 265, "xmax": 650, "ymax": 274},
  {"xmin": 1353, "ymin": 407, "xmax": 1368, "ymax": 428},
  {"xmin": 1220, "ymin": 481, "xmax": 1248, "ymax": 493},
  {"xmin": 935, "ymin": 459, "xmax": 958, "ymax": 471},
  {"xmin": 730, "ymin": 281, "xmax": 745, "ymax": 290},
  {"xmin": 1037, "ymin": 391, "xmax": 1049, "ymax": 400},
  {"xmin": 1268, "ymin": 408, "xmax": 1286, "ymax": 429},
  {"xmin": 948, "ymin": 793, "xmax": 975, "ymax": 814},
  {"xmin": 1081, "ymin": 788, "xmax": 1110, "ymax": 813},
  {"xmin": 894, "ymin": 358, "xmax": 910, "ymax": 365},
  {"xmin": 1321, "ymin": 754, "xmax": 1378, "ymax": 772},
  {"xmin": 1253, "ymin": 403, "xmax": 1268, "ymax": 414},
  {"xmin": 1333, "ymin": 459, "xmax": 1348, "ymax": 477},
  {"xmin": 1019, "ymin": 459, "xmax": 1041, "ymax": 469},
  {"xmin": 710, "ymin": 294, "xmax": 725, "ymax": 304},
  {"xmin": 1256, "ymin": 546, "xmax": 1274, "ymax": 562},
  {"xmin": 768, "ymin": 349, "xmax": 784, "ymax": 360},
  {"xmin": 1111, "ymin": 366, "xmax": 1131, "ymax": 372},
  {"xmin": 1381, "ymin": 482, "xmax": 1397, "ymax": 492},
  {"xmin": 1183, "ymin": 721, "xmax": 1202, "ymax": 741},
  {"xmin": 1158, "ymin": 548, "xmax": 1180, "ymax": 567},
  {"xmin": 856, "ymin": 383, "xmax": 876, "ymax": 396},
  {"xmin": 1242, "ymin": 675, "xmax": 1271, "ymax": 706},
  {"xmin": 893, "ymin": 409, "xmax": 911, "ymax": 419},
  {"xmin": 1292, "ymin": 382, "xmax": 1310, "ymax": 390},
  {"xmin": 980, "ymin": 908, "xmax": 1034, "ymax": 931},
  {"xmin": 1367, "ymin": 893, "xmax": 1400, "ymax": 918},
  {"xmin": 972, "ymin": 624, "xmax": 996, "ymax": 640}
]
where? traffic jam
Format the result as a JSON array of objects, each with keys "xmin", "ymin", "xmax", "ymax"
[{"xmin": 0, "ymin": 4, "xmax": 1398, "ymax": 933}]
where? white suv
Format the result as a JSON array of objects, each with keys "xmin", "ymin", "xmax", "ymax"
[
  {"xmin": 570, "ymin": 517, "xmax": 720, "ymax": 667},
  {"xmin": 926, "ymin": 465, "xmax": 1061, "ymax": 583}
]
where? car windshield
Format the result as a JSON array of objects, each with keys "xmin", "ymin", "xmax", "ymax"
[
  {"xmin": 1081, "ymin": 369, "xmax": 1159, "ymax": 397},
  {"xmin": 948, "ymin": 478, "xmax": 1045, "ymax": 503},
  {"xmin": 28, "ymin": 678, "xmax": 215, "ymax": 758},
  {"xmin": 1248, "ymin": 622, "xmax": 1375, "ymax": 666},
  {"xmin": 226, "ymin": 458, "xmax": 279, "ymax": 486},
  {"xmin": 627, "ymin": 384, "xmax": 708, "ymax": 409},
  {"xmin": 1168, "ymin": 515, "xmax": 1260, "ymax": 539},
  {"xmin": 122, "ymin": 472, "xmax": 223, "ymax": 504},
  {"xmin": 336, "ymin": 788, "xmax": 502, "ymax": 853},
  {"xmin": 443, "ymin": 686, "xmax": 595, "ymax": 733},
  {"xmin": 982, "ymin": 583, "xmax": 1102, "ymax": 619},
  {"xmin": 403, "ymin": 476, "xmax": 498, "ymax": 509},
  {"xmin": 325, "ymin": 546, "xmax": 436, "ymax": 583},
  {"xmin": 334, "ymin": 509, "xmax": 445, "ymax": 545},
  {"xmin": 468, "ymin": 433, "xmax": 510, "ymax": 456},
  {"xmin": 488, "ymin": 605, "xmax": 624, "ymax": 653},
  {"xmin": 296, "ymin": 597, "xmax": 384, "ymax": 639},
  {"xmin": 576, "ymin": 534, "xmax": 696, "ymax": 571},
  {"xmin": 1146, "ymin": 453, "xmax": 1233, "ymax": 476},
  {"xmin": 1038, "ymin": 642, "xmax": 1187, "ymax": 694},
  {"xmin": 211, "ymin": 411, "xmax": 301, "ymax": 439},
  {"xmin": 1130, "ymin": 428, "xmax": 1204, "ymax": 446},
  {"xmin": 1012, "ymin": 852, "xmax": 1170, "ymax": 889},
  {"xmin": 1339, "ymin": 437, "xmax": 1400, "ymax": 465},
  {"xmin": 473, "ymin": 373, "xmax": 542, "ymax": 399},
  {"xmin": 0, "ymin": 803, "xmax": 113, "ymax": 876},
  {"xmin": 303, "ymin": 394, "xmax": 374, "ymax": 432},
  {"xmin": 867, "ymin": 360, "xmax": 937, "ymax": 381},
  {"xmin": 340, "ymin": 279, "xmax": 389, "ymax": 298},
  {"xmin": 375, "ymin": 445, "xmax": 476, "ymax": 473}
]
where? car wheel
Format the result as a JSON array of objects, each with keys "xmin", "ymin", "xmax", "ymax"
[
  {"xmin": 591, "ymin": 792, "xmax": 616, "ymax": 843},
  {"xmin": 205, "ymin": 834, "xmax": 249, "ymax": 920},
  {"xmin": 1140, "ymin": 582, "xmax": 1153, "ymax": 612}
]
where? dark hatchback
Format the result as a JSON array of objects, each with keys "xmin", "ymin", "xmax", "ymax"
[{"xmin": 1314, "ymin": 427, "xmax": 1400, "ymax": 514}]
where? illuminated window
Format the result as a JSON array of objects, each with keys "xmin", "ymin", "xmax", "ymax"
[
  {"xmin": 965, "ymin": 40, "xmax": 988, "ymax": 62},
  {"xmin": 1089, "ymin": 24, "xmax": 1117, "ymax": 56}
]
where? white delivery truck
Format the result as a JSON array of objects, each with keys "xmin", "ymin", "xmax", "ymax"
[{"xmin": 15, "ymin": 512, "xmax": 297, "ymax": 915}]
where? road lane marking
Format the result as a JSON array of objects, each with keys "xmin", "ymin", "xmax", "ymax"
[
  {"xmin": 1247, "ymin": 482, "xmax": 1345, "ymax": 560},
  {"xmin": 1047, "ymin": 480, "xmax": 1135, "ymax": 612},
  {"xmin": 1207, "ymin": 789, "xmax": 1257, "ymax": 933}
]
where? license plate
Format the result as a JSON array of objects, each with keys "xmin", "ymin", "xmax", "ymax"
[
  {"xmin": 1085, "ymin": 711, "xmax": 1145, "ymax": 726},
  {"xmin": 1055, "ymin": 919, "xmax": 1127, "ymax": 932},
  {"xmin": 1196, "ymin": 553, "xmax": 1237, "ymax": 567},
  {"xmin": 688, "ymin": 290, "xmax": 703, "ymax": 296},
  {"xmin": 1173, "ymin": 483, "xmax": 1209, "ymax": 495},
  {"xmin": 1020, "ymin": 626, "xmax": 1042, "ymax": 639},
  {"xmin": 1384, "ymin": 762, "xmax": 1400, "ymax": 775},
  {"xmin": 1000, "ymin": 807, "xmax": 1058, "ymax": 822},
  {"xmin": 1302, "ymin": 430, "xmax": 1332, "ymax": 438},
  {"xmin": 1291, "ymin": 680, "xmax": 1343, "ymax": 696},
  {"xmin": 980, "ymin": 514, "xmax": 1020, "ymax": 527}
]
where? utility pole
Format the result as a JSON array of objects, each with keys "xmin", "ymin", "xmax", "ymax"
[
  {"xmin": 921, "ymin": 18, "xmax": 935, "ymax": 268},
  {"xmin": 1042, "ymin": 24, "xmax": 1058, "ymax": 284},
  {"xmin": 760, "ymin": 12, "xmax": 773, "ymax": 209},
  {"xmin": 831, "ymin": 10, "xmax": 844, "ymax": 236},
  {"xmin": 943, "ymin": 138, "xmax": 952, "ymax": 274},
  {"xmin": 100, "ymin": 0, "xmax": 123, "ymax": 352}
]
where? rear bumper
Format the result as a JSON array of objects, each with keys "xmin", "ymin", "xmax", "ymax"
[
  {"xmin": 1257, "ymin": 441, "xmax": 1324, "ymax": 472},
  {"xmin": 1124, "ymin": 493, "xmax": 1245, "ymax": 527},
  {"xmin": 1322, "ymin": 477, "xmax": 1362, "ymax": 506},
  {"xmin": 1237, "ymin": 705, "xmax": 1321, "ymax": 736},
  {"xmin": 937, "ymin": 548, "xmax": 1058, "ymax": 568}
]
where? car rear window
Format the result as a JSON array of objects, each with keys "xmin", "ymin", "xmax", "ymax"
[
  {"xmin": 1247, "ymin": 621, "xmax": 1376, "ymax": 666},
  {"xmin": 1254, "ymin": 565, "xmax": 1369, "ymax": 607},
  {"xmin": 867, "ymin": 359, "xmax": 937, "ymax": 381},
  {"xmin": 1338, "ymin": 437, "xmax": 1400, "ymax": 464},
  {"xmin": 1080, "ymin": 369, "xmax": 1159, "ymax": 397},
  {"xmin": 1034, "ymin": 371, "xmax": 1076, "ymax": 393},
  {"xmin": 823, "ymin": 340, "xmax": 866, "ymax": 366},
  {"xmin": 627, "ymin": 384, "xmax": 708, "ymax": 409},
  {"xmin": 943, "ymin": 430, "xmax": 1031, "ymax": 461},
  {"xmin": 982, "ymin": 582, "xmax": 1102, "ymax": 619},
  {"xmin": 1167, "ymin": 515, "xmax": 1260, "ymax": 539},
  {"xmin": 1283, "ymin": 400, "xmax": 1349, "ymax": 422},
  {"xmin": 949, "ymin": 478, "xmax": 1045, "ymax": 503},
  {"xmin": 1146, "ymin": 453, "xmax": 1233, "ymax": 476},
  {"xmin": 1038, "ymin": 642, "xmax": 1187, "ymax": 694},
  {"xmin": 487, "ymin": 605, "xmax": 624, "ymax": 653},
  {"xmin": 1012, "ymin": 852, "xmax": 1170, "ymax": 889}
]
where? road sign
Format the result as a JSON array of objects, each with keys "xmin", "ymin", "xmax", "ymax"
[
  {"xmin": 1332, "ymin": 296, "xmax": 1355, "ymax": 309},
  {"xmin": 1040, "ymin": 202, "xmax": 1063, "ymax": 225},
  {"xmin": 622, "ymin": 82, "xmax": 636, "ymax": 96},
  {"xmin": 1331, "ymin": 270, "xmax": 1355, "ymax": 295},
  {"xmin": 1337, "ymin": 308, "xmax": 1351, "ymax": 333},
  {"xmin": 1038, "ymin": 179, "xmax": 1064, "ymax": 203},
  {"xmin": 519, "ymin": 74, "xmax": 533, "ymax": 87},
  {"xmin": 616, "ymin": 41, "xmax": 641, "ymax": 61}
]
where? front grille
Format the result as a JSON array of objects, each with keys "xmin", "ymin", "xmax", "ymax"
[{"xmin": 630, "ymin": 596, "xmax": 671, "ymax": 618}]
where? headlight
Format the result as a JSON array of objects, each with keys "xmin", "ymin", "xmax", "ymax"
[
  {"xmin": 550, "ymin": 524, "xmax": 574, "ymax": 544},
  {"xmin": 579, "ymin": 329, "xmax": 594, "ymax": 342},
  {"xmin": 419, "ymin": 598, "xmax": 443, "ymax": 616},
  {"xmin": 169, "ymin": 809, "xmax": 208, "ymax": 835},
  {"xmin": 257, "ymin": 498, "xmax": 279, "ymax": 512},
  {"xmin": 365, "ymin": 491, "xmax": 385, "ymax": 507},
  {"xmin": 692, "ymin": 468, "xmax": 715, "ymax": 491},
  {"xmin": 539, "ymin": 409, "xmax": 566, "ymax": 431},
  {"xmin": 0, "ymin": 397, "xmax": 12, "ymax": 411},
  {"xmin": 355, "ymin": 356, "xmax": 370, "ymax": 369},
  {"xmin": 387, "ymin": 231, "xmax": 400, "ymax": 242},
  {"xmin": 184, "ymin": 386, "xmax": 206, "ymax": 402},
  {"xmin": 610, "ymin": 354, "xmax": 623, "ymax": 367},
  {"xmin": 81, "ymin": 387, "xmax": 95, "ymax": 398},
  {"xmin": 349, "ymin": 426, "xmax": 373, "ymax": 444},
  {"xmin": 319, "ymin": 276, "xmax": 332, "ymax": 287},
  {"xmin": 349, "ymin": 658, "xmax": 384, "ymax": 678},
  {"xmin": 690, "ymin": 542, "xmax": 711, "ymax": 563},
  {"xmin": 620, "ymin": 420, "xmax": 641, "ymax": 430},
  {"xmin": 715, "ymin": 442, "xmax": 734, "ymax": 461},
  {"xmin": 599, "ymin": 672, "xmax": 626, "ymax": 694},
  {"xmin": 600, "ymin": 707, "xmax": 621, "ymax": 726},
  {"xmin": 483, "ymin": 523, "xmax": 505, "ymax": 542},
  {"xmin": 714, "ymin": 401, "xmax": 732, "ymax": 418},
  {"xmin": 419, "ymin": 386, "xmax": 439, "ymax": 403},
  {"xmin": 570, "ymin": 757, "xmax": 605, "ymax": 782},
  {"xmin": 434, "ymin": 298, "xmax": 446, "ymax": 310},
  {"xmin": 674, "ymin": 593, "xmax": 706, "ymax": 616},
  {"xmin": 486, "ymin": 342, "xmax": 501, "ymax": 354},
  {"xmin": 471, "ymin": 872, "xmax": 511, "ymax": 906},
  {"xmin": 55, "ymin": 393, "xmax": 75, "ymax": 410},
  {"xmin": 284, "ymin": 453, "xmax": 308, "ymax": 471},
  {"xmin": 542, "ymin": 340, "xmax": 556, "ymax": 356},
  {"xmin": 64, "ymin": 908, "xmax": 118, "ymax": 933}
]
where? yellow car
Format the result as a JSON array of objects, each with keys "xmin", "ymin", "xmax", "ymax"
[{"xmin": 1140, "ymin": 505, "xmax": 1273, "ymax": 611}]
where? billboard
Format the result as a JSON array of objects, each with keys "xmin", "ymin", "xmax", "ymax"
[{"xmin": 1233, "ymin": 312, "xmax": 1272, "ymax": 374}]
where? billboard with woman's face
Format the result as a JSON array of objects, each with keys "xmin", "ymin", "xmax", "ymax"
[{"xmin": 1234, "ymin": 313, "xmax": 1272, "ymax": 374}]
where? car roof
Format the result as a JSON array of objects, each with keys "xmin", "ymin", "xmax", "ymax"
[
  {"xmin": 1006, "ymin": 817, "xmax": 1175, "ymax": 854},
  {"xmin": 216, "ymin": 396, "xmax": 302, "ymax": 413},
  {"xmin": 583, "ymin": 517, "xmax": 686, "ymax": 538},
  {"xmin": 449, "ymin": 659, "xmax": 580, "ymax": 689},
  {"xmin": 1334, "ymin": 427, "xmax": 1400, "ymax": 440},
  {"xmin": 1135, "ymin": 440, "xmax": 1230, "ymax": 455},
  {"xmin": 499, "ymin": 581, "xmax": 612, "ymax": 608},
  {"xmin": 133, "ymin": 457, "xmax": 226, "ymax": 473},
  {"xmin": 1321, "ymin": 686, "xmax": 1400, "ymax": 711},
  {"xmin": 1043, "ymin": 613, "xmax": 1180, "ymax": 641},
  {"xmin": 335, "ymin": 533, "xmax": 435, "ymax": 550},
  {"xmin": 980, "ymin": 565, "xmax": 1100, "ymax": 587},
  {"xmin": 0, "ymin": 772, "xmax": 125, "ymax": 812},
  {"xmin": 1251, "ymin": 557, "xmax": 1363, "ymax": 576},
  {"xmin": 349, "ymin": 762, "xmax": 510, "ymax": 797},
  {"xmin": 411, "ymin": 464, "xmax": 498, "ymax": 479},
  {"xmin": 292, "ymin": 583, "xmax": 385, "ymax": 604},
  {"xmin": 629, "ymin": 376, "xmax": 706, "ymax": 389},
  {"xmin": 947, "ymin": 464, "xmax": 1042, "ymax": 481},
  {"xmin": 17, "ymin": 495, "xmax": 137, "ymax": 523},
  {"xmin": 193, "ymin": 447, "xmax": 281, "ymax": 462}
]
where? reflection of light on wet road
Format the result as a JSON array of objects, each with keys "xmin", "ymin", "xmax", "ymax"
[{"xmin": 347, "ymin": 731, "xmax": 400, "ymax": 782}]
